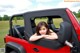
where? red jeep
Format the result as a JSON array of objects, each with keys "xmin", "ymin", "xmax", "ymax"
[{"xmin": 4, "ymin": 8, "xmax": 80, "ymax": 53}]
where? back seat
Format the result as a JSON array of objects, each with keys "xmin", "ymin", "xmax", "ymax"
[{"xmin": 12, "ymin": 25, "xmax": 24, "ymax": 38}]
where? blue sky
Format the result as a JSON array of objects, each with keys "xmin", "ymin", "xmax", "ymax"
[{"xmin": 0, "ymin": 0, "xmax": 80, "ymax": 16}]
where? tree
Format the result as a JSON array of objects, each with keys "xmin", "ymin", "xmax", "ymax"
[
  {"xmin": 77, "ymin": 10, "xmax": 80, "ymax": 18},
  {"xmin": 73, "ymin": 11, "xmax": 78, "ymax": 18},
  {"xmin": 3, "ymin": 15, "xmax": 10, "ymax": 21},
  {"xmin": 73, "ymin": 12, "xmax": 77, "ymax": 16},
  {"xmin": 14, "ymin": 17, "xmax": 17, "ymax": 23},
  {"xmin": 0, "ymin": 16, "xmax": 2, "ymax": 21}
]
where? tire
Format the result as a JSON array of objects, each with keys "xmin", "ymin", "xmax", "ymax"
[{"xmin": 10, "ymin": 51, "xmax": 17, "ymax": 53}]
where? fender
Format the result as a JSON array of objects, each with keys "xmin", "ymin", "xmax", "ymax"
[{"xmin": 5, "ymin": 42, "xmax": 26, "ymax": 53}]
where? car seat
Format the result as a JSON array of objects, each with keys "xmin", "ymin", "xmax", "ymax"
[
  {"xmin": 31, "ymin": 19, "xmax": 36, "ymax": 34},
  {"xmin": 30, "ymin": 22, "xmax": 72, "ymax": 49},
  {"xmin": 47, "ymin": 19, "xmax": 59, "ymax": 33},
  {"xmin": 12, "ymin": 25, "xmax": 24, "ymax": 38}
]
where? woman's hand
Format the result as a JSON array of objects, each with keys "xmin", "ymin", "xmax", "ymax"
[
  {"xmin": 42, "ymin": 35, "xmax": 49, "ymax": 38},
  {"xmin": 42, "ymin": 33, "xmax": 58, "ymax": 40},
  {"xmin": 29, "ymin": 33, "xmax": 44, "ymax": 41}
]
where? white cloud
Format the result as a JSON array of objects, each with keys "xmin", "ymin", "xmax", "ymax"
[
  {"xmin": 32, "ymin": 4, "xmax": 53, "ymax": 10},
  {"xmin": 56, "ymin": 2, "xmax": 80, "ymax": 12},
  {"xmin": 36, "ymin": 0, "xmax": 53, "ymax": 3},
  {"xmin": 0, "ymin": 0, "xmax": 80, "ymax": 16},
  {"xmin": 0, "ymin": 0, "xmax": 32, "ymax": 16},
  {"xmin": 31, "ymin": 1, "xmax": 80, "ymax": 12},
  {"xmin": 58, "ymin": 2, "xmax": 72, "ymax": 7}
]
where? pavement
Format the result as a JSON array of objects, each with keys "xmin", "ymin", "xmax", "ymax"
[{"xmin": 0, "ymin": 48, "xmax": 5, "ymax": 53}]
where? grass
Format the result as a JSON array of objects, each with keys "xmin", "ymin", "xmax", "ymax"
[
  {"xmin": 0, "ymin": 21, "xmax": 9, "ymax": 48},
  {"xmin": 0, "ymin": 20, "xmax": 24, "ymax": 48},
  {"xmin": 0, "ymin": 18, "xmax": 79, "ymax": 48}
]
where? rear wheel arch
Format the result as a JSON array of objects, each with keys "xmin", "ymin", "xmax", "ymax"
[{"xmin": 5, "ymin": 42, "xmax": 26, "ymax": 53}]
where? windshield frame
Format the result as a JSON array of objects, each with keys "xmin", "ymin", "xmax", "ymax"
[{"xmin": 72, "ymin": 12, "xmax": 80, "ymax": 24}]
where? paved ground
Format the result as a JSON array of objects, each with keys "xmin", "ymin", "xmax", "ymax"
[{"xmin": 0, "ymin": 48, "xmax": 5, "ymax": 53}]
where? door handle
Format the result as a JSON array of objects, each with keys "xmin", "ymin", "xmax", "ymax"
[{"xmin": 33, "ymin": 48, "xmax": 39, "ymax": 52}]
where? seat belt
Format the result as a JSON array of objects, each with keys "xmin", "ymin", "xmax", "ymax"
[
  {"xmin": 65, "ymin": 40, "xmax": 73, "ymax": 48},
  {"xmin": 14, "ymin": 26, "xmax": 23, "ymax": 39}
]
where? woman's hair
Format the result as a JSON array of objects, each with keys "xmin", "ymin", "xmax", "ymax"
[{"xmin": 36, "ymin": 21, "xmax": 51, "ymax": 35}]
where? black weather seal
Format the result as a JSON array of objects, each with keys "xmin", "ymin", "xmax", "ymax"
[{"xmin": 5, "ymin": 42, "xmax": 26, "ymax": 53}]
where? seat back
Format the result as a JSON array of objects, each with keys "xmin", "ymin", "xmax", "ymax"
[
  {"xmin": 57, "ymin": 22, "xmax": 72, "ymax": 44},
  {"xmin": 31, "ymin": 19, "xmax": 36, "ymax": 34},
  {"xmin": 47, "ymin": 19, "xmax": 59, "ymax": 33},
  {"xmin": 29, "ymin": 22, "xmax": 72, "ymax": 49},
  {"xmin": 12, "ymin": 26, "xmax": 24, "ymax": 38}
]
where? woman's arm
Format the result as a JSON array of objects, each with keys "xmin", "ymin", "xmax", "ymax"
[
  {"xmin": 44, "ymin": 32, "xmax": 58, "ymax": 40},
  {"xmin": 29, "ymin": 33, "xmax": 44, "ymax": 41}
]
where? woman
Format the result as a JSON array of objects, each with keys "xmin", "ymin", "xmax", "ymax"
[{"xmin": 29, "ymin": 21, "xmax": 58, "ymax": 41}]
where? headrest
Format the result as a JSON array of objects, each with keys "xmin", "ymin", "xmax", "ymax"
[{"xmin": 57, "ymin": 22, "xmax": 72, "ymax": 44}]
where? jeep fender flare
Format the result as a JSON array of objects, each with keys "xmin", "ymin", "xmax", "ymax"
[{"xmin": 5, "ymin": 42, "xmax": 26, "ymax": 53}]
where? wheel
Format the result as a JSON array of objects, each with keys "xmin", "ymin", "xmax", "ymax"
[{"xmin": 10, "ymin": 51, "xmax": 17, "ymax": 53}]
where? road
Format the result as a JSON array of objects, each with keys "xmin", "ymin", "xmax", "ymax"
[{"xmin": 0, "ymin": 48, "xmax": 5, "ymax": 53}]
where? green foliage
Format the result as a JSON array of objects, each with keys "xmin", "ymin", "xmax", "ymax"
[
  {"xmin": 73, "ymin": 12, "xmax": 77, "ymax": 16},
  {"xmin": 73, "ymin": 10, "xmax": 80, "ymax": 18},
  {"xmin": 13, "ymin": 16, "xmax": 23, "ymax": 20},
  {"xmin": 14, "ymin": 17, "xmax": 17, "ymax": 23},
  {"xmin": 0, "ymin": 15, "xmax": 23, "ymax": 21},
  {"xmin": 2, "ymin": 15, "xmax": 10, "ymax": 21},
  {"xmin": 77, "ymin": 10, "xmax": 80, "ymax": 18},
  {"xmin": 0, "ymin": 16, "xmax": 2, "ymax": 21},
  {"xmin": 17, "ymin": 17, "xmax": 23, "ymax": 20}
]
